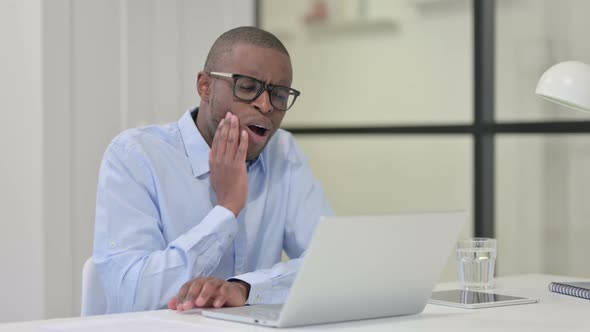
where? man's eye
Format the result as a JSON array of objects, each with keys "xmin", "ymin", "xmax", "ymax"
[
  {"xmin": 273, "ymin": 90, "xmax": 289, "ymax": 101},
  {"xmin": 238, "ymin": 85, "xmax": 257, "ymax": 91}
]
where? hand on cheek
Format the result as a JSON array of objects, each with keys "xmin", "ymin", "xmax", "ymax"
[{"xmin": 209, "ymin": 112, "xmax": 249, "ymax": 217}]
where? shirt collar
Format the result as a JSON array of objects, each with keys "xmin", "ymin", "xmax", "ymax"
[
  {"xmin": 247, "ymin": 152, "xmax": 266, "ymax": 173},
  {"xmin": 178, "ymin": 108, "xmax": 266, "ymax": 178}
]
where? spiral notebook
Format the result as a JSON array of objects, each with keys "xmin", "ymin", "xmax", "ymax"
[{"xmin": 548, "ymin": 281, "xmax": 590, "ymax": 300}]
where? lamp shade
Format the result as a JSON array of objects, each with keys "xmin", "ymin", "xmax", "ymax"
[{"xmin": 535, "ymin": 61, "xmax": 590, "ymax": 112}]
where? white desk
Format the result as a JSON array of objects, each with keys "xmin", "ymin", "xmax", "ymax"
[{"xmin": 1, "ymin": 274, "xmax": 588, "ymax": 331}]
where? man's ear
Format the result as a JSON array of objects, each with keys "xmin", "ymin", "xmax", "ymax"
[{"xmin": 196, "ymin": 71, "xmax": 210, "ymax": 102}]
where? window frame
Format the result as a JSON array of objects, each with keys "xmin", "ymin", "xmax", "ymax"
[{"xmin": 255, "ymin": 0, "xmax": 590, "ymax": 238}]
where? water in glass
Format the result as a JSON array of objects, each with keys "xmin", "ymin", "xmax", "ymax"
[{"xmin": 457, "ymin": 247, "xmax": 496, "ymax": 290}]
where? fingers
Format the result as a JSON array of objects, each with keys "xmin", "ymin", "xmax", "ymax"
[
  {"xmin": 170, "ymin": 278, "xmax": 247, "ymax": 310},
  {"xmin": 212, "ymin": 113, "xmax": 231, "ymax": 157},
  {"xmin": 224, "ymin": 113, "xmax": 240, "ymax": 161},
  {"xmin": 208, "ymin": 112, "xmax": 249, "ymax": 217},
  {"xmin": 218, "ymin": 115, "xmax": 230, "ymax": 156},
  {"xmin": 213, "ymin": 284, "xmax": 231, "ymax": 308},
  {"xmin": 180, "ymin": 280, "xmax": 202, "ymax": 310},
  {"xmin": 211, "ymin": 112, "xmax": 244, "ymax": 162},
  {"xmin": 175, "ymin": 282, "xmax": 190, "ymax": 310},
  {"xmin": 210, "ymin": 118, "xmax": 224, "ymax": 163},
  {"xmin": 211, "ymin": 116, "xmax": 223, "ymax": 150},
  {"xmin": 168, "ymin": 296, "xmax": 178, "ymax": 310},
  {"xmin": 235, "ymin": 129, "xmax": 248, "ymax": 162},
  {"xmin": 195, "ymin": 279, "xmax": 223, "ymax": 307}
]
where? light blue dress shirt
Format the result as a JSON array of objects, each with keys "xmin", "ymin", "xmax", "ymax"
[{"xmin": 93, "ymin": 108, "xmax": 333, "ymax": 313}]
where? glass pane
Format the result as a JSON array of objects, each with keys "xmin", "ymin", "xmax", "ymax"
[
  {"xmin": 261, "ymin": 0, "xmax": 473, "ymax": 126},
  {"xmin": 296, "ymin": 135, "xmax": 473, "ymax": 281},
  {"xmin": 496, "ymin": 0, "xmax": 590, "ymax": 122},
  {"xmin": 496, "ymin": 135, "xmax": 590, "ymax": 278}
]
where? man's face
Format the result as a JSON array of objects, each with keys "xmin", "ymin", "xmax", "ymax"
[{"xmin": 197, "ymin": 43, "xmax": 293, "ymax": 161}]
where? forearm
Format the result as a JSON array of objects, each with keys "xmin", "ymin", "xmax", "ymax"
[{"xmin": 95, "ymin": 205, "xmax": 237, "ymax": 313}]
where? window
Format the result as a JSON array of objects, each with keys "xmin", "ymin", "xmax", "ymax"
[{"xmin": 260, "ymin": 0, "xmax": 590, "ymax": 278}]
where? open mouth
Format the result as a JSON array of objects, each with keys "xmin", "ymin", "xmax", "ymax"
[{"xmin": 247, "ymin": 125, "xmax": 269, "ymax": 137}]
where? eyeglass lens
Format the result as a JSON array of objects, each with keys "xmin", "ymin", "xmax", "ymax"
[{"xmin": 234, "ymin": 76, "xmax": 296, "ymax": 111}]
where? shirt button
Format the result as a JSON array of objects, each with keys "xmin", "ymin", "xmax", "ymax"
[
  {"xmin": 109, "ymin": 241, "xmax": 116, "ymax": 248},
  {"xmin": 256, "ymin": 295, "xmax": 262, "ymax": 302}
]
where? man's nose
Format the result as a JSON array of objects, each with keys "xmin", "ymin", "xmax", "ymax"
[{"xmin": 251, "ymin": 89, "xmax": 273, "ymax": 114}]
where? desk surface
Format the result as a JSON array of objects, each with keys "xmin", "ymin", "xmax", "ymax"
[{"xmin": 1, "ymin": 274, "xmax": 588, "ymax": 331}]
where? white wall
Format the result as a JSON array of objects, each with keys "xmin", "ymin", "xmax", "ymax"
[
  {"xmin": 0, "ymin": 0, "xmax": 45, "ymax": 322},
  {"xmin": 42, "ymin": 0, "xmax": 75, "ymax": 319},
  {"xmin": 0, "ymin": 0, "xmax": 254, "ymax": 322}
]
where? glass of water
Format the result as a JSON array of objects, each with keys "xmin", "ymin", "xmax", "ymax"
[{"xmin": 456, "ymin": 238, "xmax": 497, "ymax": 290}]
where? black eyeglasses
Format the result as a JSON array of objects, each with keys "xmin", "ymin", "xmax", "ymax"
[{"xmin": 208, "ymin": 72, "xmax": 300, "ymax": 111}]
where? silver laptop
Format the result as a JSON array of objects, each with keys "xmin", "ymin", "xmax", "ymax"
[{"xmin": 201, "ymin": 211, "xmax": 466, "ymax": 328}]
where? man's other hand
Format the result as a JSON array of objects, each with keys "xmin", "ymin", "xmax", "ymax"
[
  {"xmin": 209, "ymin": 112, "xmax": 249, "ymax": 217},
  {"xmin": 168, "ymin": 277, "xmax": 250, "ymax": 310}
]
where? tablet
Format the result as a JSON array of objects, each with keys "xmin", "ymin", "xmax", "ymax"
[{"xmin": 428, "ymin": 289, "xmax": 538, "ymax": 309}]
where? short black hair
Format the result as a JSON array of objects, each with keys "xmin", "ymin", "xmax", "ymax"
[{"xmin": 204, "ymin": 26, "xmax": 289, "ymax": 72}]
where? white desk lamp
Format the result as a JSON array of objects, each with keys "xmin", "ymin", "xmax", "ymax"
[{"xmin": 535, "ymin": 61, "xmax": 590, "ymax": 112}]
